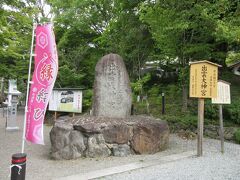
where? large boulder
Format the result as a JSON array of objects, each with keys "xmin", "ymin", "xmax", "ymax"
[
  {"xmin": 50, "ymin": 121, "xmax": 86, "ymax": 160},
  {"xmin": 50, "ymin": 116, "xmax": 169, "ymax": 159},
  {"xmin": 50, "ymin": 121, "xmax": 73, "ymax": 153},
  {"xmin": 131, "ymin": 119, "xmax": 169, "ymax": 154},
  {"xmin": 86, "ymin": 134, "xmax": 111, "ymax": 158},
  {"xmin": 112, "ymin": 144, "xmax": 132, "ymax": 157},
  {"xmin": 103, "ymin": 124, "xmax": 133, "ymax": 144}
]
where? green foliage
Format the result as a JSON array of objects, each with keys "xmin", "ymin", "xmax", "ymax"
[
  {"xmin": 0, "ymin": 1, "xmax": 33, "ymax": 80},
  {"xmin": 234, "ymin": 129, "xmax": 240, "ymax": 144},
  {"xmin": 226, "ymin": 52, "xmax": 240, "ymax": 66},
  {"xmin": 57, "ymin": 65, "xmax": 85, "ymax": 88},
  {"xmin": 147, "ymin": 86, "xmax": 160, "ymax": 97},
  {"xmin": 204, "ymin": 100, "xmax": 219, "ymax": 120},
  {"xmin": 131, "ymin": 74, "xmax": 151, "ymax": 94},
  {"xmin": 1, "ymin": 0, "xmax": 240, "ymax": 120},
  {"xmin": 178, "ymin": 67, "xmax": 189, "ymax": 87},
  {"xmin": 164, "ymin": 84, "xmax": 181, "ymax": 100},
  {"xmin": 161, "ymin": 114, "xmax": 198, "ymax": 132},
  {"xmin": 224, "ymin": 99, "xmax": 240, "ymax": 124},
  {"xmin": 82, "ymin": 89, "xmax": 93, "ymax": 111},
  {"xmin": 133, "ymin": 84, "xmax": 182, "ymax": 117},
  {"xmin": 138, "ymin": 0, "xmax": 240, "ymax": 110}
]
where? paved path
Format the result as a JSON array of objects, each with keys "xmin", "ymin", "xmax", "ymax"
[
  {"xmin": 0, "ymin": 109, "xmax": 240, "ymax": 180},
  {"xmin": 55, "ymin": 151, "xmax": 195, "ymax": 180}
]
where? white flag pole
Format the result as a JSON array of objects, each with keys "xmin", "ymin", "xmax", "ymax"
[{"xmin": 21, "ymin": 23, "xmax": 36, "ymax": 153}]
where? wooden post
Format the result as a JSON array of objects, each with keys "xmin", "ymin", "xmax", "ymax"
[
  {"xmin": 72, "ymin": 113, "xmax": 75, "ymax": 118},
  {"xmin": 197, "ymin": 98, "xmax": 204, "ymax": 156},
  {"xmin": 219, "ymin": 104, "xmax": 224, "ymax": 153}
]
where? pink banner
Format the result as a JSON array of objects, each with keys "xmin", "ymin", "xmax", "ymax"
[{"xmin": 25, "ymin": 23, "xmax": 58, "ymax": 144}]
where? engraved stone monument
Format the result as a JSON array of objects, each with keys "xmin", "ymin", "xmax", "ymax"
[{"xmin": 92, "ymin": 53, "xmax": 132, "ymax": 118}]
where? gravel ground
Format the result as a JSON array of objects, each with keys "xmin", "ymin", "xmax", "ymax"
[
  {"xmin": 0, "ymin": 108, "xmax": 240, "ymax": 180},
  {"xmin": 104, "ymin": 139, "xmax": 240, "ymax": 180}
]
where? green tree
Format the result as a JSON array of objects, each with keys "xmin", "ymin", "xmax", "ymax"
[
  {"xmin": 48, "ymin": 0, "xmax": 113, "ymax": 88},
  {"xmin": 140, "ymin": 0, "xmax": 240, "ymax": 111},
  {"xmin": 0, "ymin": 1, "xmax": 33, "ymax": 81},
  {"xmin": 49, "ymin": 0, "xmax": 153, "ymax": 86},
  {"xmin": 97, "ymin": 0, "xmax": 154, "ymax": 79}
]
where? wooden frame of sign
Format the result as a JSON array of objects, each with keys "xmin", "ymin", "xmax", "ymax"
[
  {"xmin": 212, "ymin": 80, "xmax": 231, "ymax": 153},
  {"xmin": 189, "ymin": 60, "xmax": 222, "ymax": 156}
]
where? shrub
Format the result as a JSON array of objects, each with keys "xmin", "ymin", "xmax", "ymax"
[
  {"xmin": 204, "ymin": 100, "xmax": 218, "ymax": 120},
  {"xmin": 161, "ymin": 114, "xmax": 197, "ymax": 132},
  {"xmin": 223, "ymin": 98, "xmax": 240, "ymax": 124},
  {"xmin": 234, "ymin": 129, "xmax": 240, "ymax": 144},
  {"xmin": 148, "ymin": 86, "xmax": 160, "ymax": 97},
  {"xmin": 82, "ymin": 89, "xmax": 93, "ymax": 112}
]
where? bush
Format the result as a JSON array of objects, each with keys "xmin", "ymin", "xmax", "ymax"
[
  {"xmin": 82, "ymin": 89, "xmax": 93, "ymax": 112},
  {"xmin": 234, "ymin": 129, "xmax": 240, "ymax": 144},
  {"xmin": 223, "ymin": 98, "xmax": 240, "ymax": 124},
  {"xmin": 148, "ymin": 86, "xmax": 160, "ymax": 97},
  {"xmin": 161, "ymin": 114, "xmax": 197, "ymax": 132},
  {"xmin": 204, "ymin": 100, "xmax": 218, "ymax": 120}
]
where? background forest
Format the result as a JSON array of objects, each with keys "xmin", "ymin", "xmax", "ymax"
[{"xmin": 1, "ymin": 0, "xmax": 240, "ymax": 142}]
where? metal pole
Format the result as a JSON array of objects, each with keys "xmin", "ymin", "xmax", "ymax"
[
  {"xmin": 219, "ymin": 104, "xmax": 224, "ymax": 153},
  {"xmin": 0, "ymin": 77, "xmax": 4, "ymax": 99},
  {"xmin": 197, "ymin": 98, "xmax": 204, "ymax": 156},
  {"xmin": 21, "ymin": 23, "xmax": 36, "ymax": 153},
  {"xmin": 162, "ymin": 93, "xmax": 165, "ymax": 115}
]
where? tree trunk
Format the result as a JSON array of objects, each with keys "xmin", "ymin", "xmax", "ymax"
[{"xmin": 182, "ymin": 83, "xmax": 188, "ymax": 112}]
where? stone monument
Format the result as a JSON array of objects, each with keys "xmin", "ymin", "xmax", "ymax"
[
  {"xmin": 92, "ymin": 53, "xmax": 132, "ymax": 118},
  {"xmin": 50, "ymin": 53, "xmax": 169, "ymax": 160}
]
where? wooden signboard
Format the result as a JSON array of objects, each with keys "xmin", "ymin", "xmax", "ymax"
[
  {"xmin": 189, "ymin": 60, "xmax": 221, "ymax": 157},
  {"xmin": 189, "ymin": 61, "xmax": 221, "ymax": 98},
  {"xmin": 212, "ymin": 80, "xmax": 231, "ymax": 104},
  {"xmin": 49, "ymin": 88, "xmax": 83, "ymax": 113}
]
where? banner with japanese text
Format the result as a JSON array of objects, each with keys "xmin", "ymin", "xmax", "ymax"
[{"xmin": 25, "ymin": 23, "xmax": 58, "ymax": 144}]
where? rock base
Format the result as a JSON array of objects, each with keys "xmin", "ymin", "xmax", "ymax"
[{"xmin": 50, "ymin": 115, "xmax": 169, "ymax": 160}]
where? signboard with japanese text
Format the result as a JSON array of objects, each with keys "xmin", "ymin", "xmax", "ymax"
[
  {"xmin": 49, "ymin": 89, "xmax": 83, "ymax": 113},
  {"xmin": 189, "ymin": 61, "xmax": 221, "ymax": 98},
  {"xmin": 25, "ymin": 23, "xmax": 58, "ymax": 144},
  {"xmin": 212, "ymin": 80, "xmax": 231, "ymax": 104}
]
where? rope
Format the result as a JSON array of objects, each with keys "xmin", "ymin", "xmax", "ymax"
[{"xmin": 9, "ymin": 163, "xmax": 25, "ymax": 177}]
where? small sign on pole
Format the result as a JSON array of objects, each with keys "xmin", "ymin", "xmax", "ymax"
[
  {"xmin": 212, "ymin": 80, "xmax": 231, "ymax": 153},
  {"xmin": 212, "ymin": 80, "xmax": 231, "ymax": 104},
  {"xmin": 189, "ymin": 60, "xmax": 221, "ymax": 156}
]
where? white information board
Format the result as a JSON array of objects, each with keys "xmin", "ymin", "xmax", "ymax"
[
  {"xmin": 49, "ymin": 89, "xmax": 83, "ymax": 113},
  {"xmin": 212, "ymin": 80, "xmax": 231, "ymax": 104}
]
